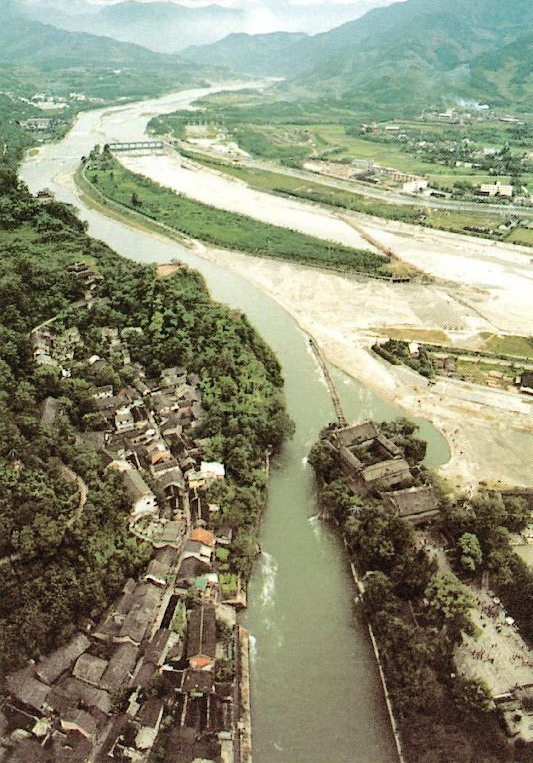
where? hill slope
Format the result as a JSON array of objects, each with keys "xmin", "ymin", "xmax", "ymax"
[
  {"xmin": 182, "ymin": 32, "xmax": 308, "ymax": 76},
  {"xmin": 13, "ymin": 0, "xmax": 407, "ymax": 52},
  {"xmin": 0, "ymin": 4, "xmax": 183, "ymax": 68},
  {"xmin": 16, "ymin": 0, "xmax": 247, "ymax": 54},
  {"xmin": 287, "ymin": 0, "xmax": 533, "ymax": 111},
  {"xmin": 182, "ymin": 0, "xmax": 533, "ymax": 114}
]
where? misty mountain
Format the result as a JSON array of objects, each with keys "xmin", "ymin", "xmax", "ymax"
[
  {"xmin": 14, "ymin": 1, "xmax": 247, "ymax": 54},
  {"xmin": 182, "ymin": 32, "xmax": 308, "ymax": 77},
  {"xmin": 184, "ymin": 0, "xmax": 533, "ymax": 113},
  {"xmin": 13, "ymin": 0, "xmax": 402, "ymax": 53},
  {"xmin": 292, "ymin": 0, "xmax": 533, "ymax": 111},
  {"xmin": 0, "ymin": 3, "xmax": 184, "ymax": 68}
]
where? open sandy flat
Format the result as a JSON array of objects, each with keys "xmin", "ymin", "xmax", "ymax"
[
  {"xmin": 113, "ymin": 149, "xmax": 533, "ymax": 490},
  {"xmin": 188, "ymin": 243, "xmax": 533, "ymax": 490}
]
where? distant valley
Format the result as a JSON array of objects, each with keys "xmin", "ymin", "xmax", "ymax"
[{"xmin": 183, "ymin": 0, "xmax": 533, "ymax": 115}]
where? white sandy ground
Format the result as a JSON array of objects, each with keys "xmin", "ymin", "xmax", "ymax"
[
  {"xmin": 112, "ymin": 152, "xmax": 533, "ymax": 490},
  {"xmin": 120, "ymin": 153, "xmax": 378, "ymax": 252},
  {"xmin": 122, "ymin": 151, "xmax": 533, "ymax": 335},
  {"xmin": 185, "ymin": 243, "xmax": 533, "ymax": 491}
]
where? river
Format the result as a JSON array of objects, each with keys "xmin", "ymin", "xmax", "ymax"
[{"xmin": 20, "ymin": 86, "xmax": 450, "ymax": 763}]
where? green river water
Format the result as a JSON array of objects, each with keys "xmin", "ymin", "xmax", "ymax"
[{"xmin": 20, "ymin": 87, "xmax": 450, "ymax": 763}]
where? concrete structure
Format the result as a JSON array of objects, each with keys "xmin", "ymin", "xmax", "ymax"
[{"xmin": 479, "ymin": 182, "xmax": 514, "ymax": 198}]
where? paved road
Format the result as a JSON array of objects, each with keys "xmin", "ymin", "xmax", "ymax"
[{"xmin": 180, "ymin": 144, "xmax": 529, "ymax": 217}]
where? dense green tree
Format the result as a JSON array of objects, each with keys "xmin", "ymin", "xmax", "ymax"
[{"xmin": 458, "ymin": 532, "xmax": 483, "ymax": 573}]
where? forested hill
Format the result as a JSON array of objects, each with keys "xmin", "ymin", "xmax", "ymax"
[
  {"xmin": 0, "ymin": 3, "xmax": 183, "ymax": 68},
  {"xmin": 0, "ymin": 170, "xmax": 292, "ymax": 676},
  {"xmin": 287, "ymin": 0, "xmax": 533, "ymax": 113},
  {"xmin": 0, "ymin": 1, "xmax": 211, "ymax": 103},
  {"xmin": 182, "ymin": 32, "xmax": 308, "ymax": 77},
  {"xmin": 183, "ymin": 0, "xmax": 533, "ymax": 115}
]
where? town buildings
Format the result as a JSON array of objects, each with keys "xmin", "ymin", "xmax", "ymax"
[{"xmin": 2, "ymin": 310, "xmax": 251, "ymax": 763}]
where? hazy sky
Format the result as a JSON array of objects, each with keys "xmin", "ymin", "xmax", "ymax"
[
  {"xmin": 70, "ymin": 0, "xmax": 408, "ymax": 35},
  {"xmin": 84, "ymin": 0, "xmax": 404, "ymax": 8}
]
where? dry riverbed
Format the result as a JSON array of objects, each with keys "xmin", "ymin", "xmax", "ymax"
[
  {"xmin": 110, "ymin": 150, "xmax": 533, "ymax": 490},
  {"xmin": 188, "ymin": 241, "xmax": 533, "ymax": 491}
]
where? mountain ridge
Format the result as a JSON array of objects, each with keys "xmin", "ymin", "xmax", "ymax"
[
  {"xmin": 0, "ymin": 4, "xmax": 185, "ymax": 68},
  {"xmin": 183, "ymin": 0, "xmax": 533, "ymax": 114}
]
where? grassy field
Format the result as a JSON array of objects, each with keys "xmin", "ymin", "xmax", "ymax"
[
  {"xmin": 372, "ymin": 327, "xmax": 451, "ymax": 344},
  {"xmin": 455, "ymin": 359, "xmax": 522, "ymax": 388},
  {"xmin": 480, "ymin": 333, "xmax": 533, "ymax": 359},
  {"xmin": 290, "ymin": 124, "xmax": 532, "ymax": 187},
  {"xmin": 308, "ymin": 125, "xmax": 438, "ymax": 174},
  {"xmin": 84, "ymin": 157, "xmax": 390, "ymax": 276},
  {"xmin": 181, "ymin": 149, "xmax": 515, "ymax": 241},
  {"xmin": 507, "ymin": 227, "xmax": 533, "ymax": 246}
]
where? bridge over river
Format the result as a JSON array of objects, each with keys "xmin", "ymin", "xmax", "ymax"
[{"xmin": 107, "ymin": 140, "xmax": 168, "ymax": 155}]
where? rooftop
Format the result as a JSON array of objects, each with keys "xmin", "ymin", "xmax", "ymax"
[
  {"xmin": 35, "ymin": 632, "xmax": 91, "ymax": 686},
  {"xmin": 100, "ymin": 642, "xmax": 139, "ymax": 691},
  {"xmin": 6, "ymin": 666, "xmax": 50, "ymax": 713},
  {"xmin": 335, "ymin": 421, "xmax": 379, "ymax": 448}
]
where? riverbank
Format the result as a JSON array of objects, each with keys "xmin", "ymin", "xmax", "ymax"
[
  {"xmin": 73, "ymin": 163, "xmax": 532, "ymax": 490},
  {"xmin": 309, "ymin": 423, "xmax": 529, "ymax": 762},
  {"xmin": 166, "ymin": 244, "xmax": 533, "ymax": 491}
]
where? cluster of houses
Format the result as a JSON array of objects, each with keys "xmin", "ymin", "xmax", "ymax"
[
  {"xmin": 31, "ymin": 261, "xmax": 108, "ymax": 372},
  {"xmin": 326, "ymin": 420, "xmax": 439, "ymax": 524},
  {"xmin": 2, "ymin": 318, "xmax": 250, "ymax": 761}
]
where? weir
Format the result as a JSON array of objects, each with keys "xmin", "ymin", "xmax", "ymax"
[{"xmin": 307, "ymin": 336, "xmax": 347, "ymax": 427}]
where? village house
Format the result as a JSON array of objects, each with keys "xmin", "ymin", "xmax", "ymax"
[
  {"xmin": 519, "ymin": 371, "xmax": 533, "ymax": 395},
  {"xmin": 478, "ymin": 181, "xmax": 514, "ymax": 198},
  {"xmin": 72, "ymin": 653, "xmax": 108, "ymax": 688},
  {"xmin": 160, "ymin": 366, "xmax": 188, "ymax": 388},
  {"xmin": 113, "ymin": 582, "xmax": 163, "ymax": 646},
  {"xmin": 186, "ymin": 602, "xmax": 217, "ymax": 671},
  {"xmin": 188, "ymin": 461, "xmax": 225, "ymax": 491},
  {"xmin": 143, "ymin": 627, "xmax": 177, "ymax": 668},
  {"xmin": 151, "ymin": 392, "xmax": 179, "ymax": 418},
  {"xmin": 35, "ymin": 633, "xmax": 91, "ymax": 686},
  {"xmin": 382, "ymin": 484, "xmax": 439, "ymax": 523},
  {"xmin": 95, "ymin": 394, "xmax": 128, "ymax": 425},
  {"xmin": 5, "ymin": 666, "xmax": 52, "ymax": 715},
  {"xmin": 144, "ymin": 558, "xmax": 173, "ymax": 587},
  {"xmin": 334, "ymin": 421, "xmax": 379, "ymax": 448},
  {"xmin": 60, "ymin": 708, "xmax": 97, "ymax": 742},
  {"xmin": 331, "ymin": 421, "xmax": 413, "ymax": 495},
  {"xmin": 150, "ymin": 456, "xmax": 180, "ymax": 479},
  {"xmin": 152, "ymin": 519, "xmax": 186, "ymax": 551},
  {"xmin": 117, "ymin": 465, "xmax": 158, "ymax": 518},
  {"xmin": 155, "ymin": 465, "xmax": 185, "ymax": 502},
  {"xmin": 181, "ymin": 669, "xmax": 214, "ymax": 697},
  {"xmin": 360, "ymin": 457, "xmax": 413, "ymax": 492},
  {"xmin": 190, "ymin": 528, "xmax": 215, "ymax": 548},
  {"xmin": 135, "ymin": 697, "xmax": 165, "ymax": 751},
  {"xmin": 19, "ymin": 117, "xmax": 53, "ymax": 131},
  {"xmin": 115, "ymin": 406, "xmax": 135, "ymax": 433},
  {"xmin": 176, "ymin": 555, "xmax": 211, "ymax": 587},
  {"xmin": 93, "ymin": 385, "xmax": 113, "ymax": 401},
  {"xmin": 182, "ymin": 538, "xmax": 213, "ymax": 566},
  {"xmin": 48, "ymin": 675, "xmax": 112, "ymax": 716},
  {"xmin": 100, "ymin": 643, "xmax": 139, "ymax": 692},
  {"xmin": 93, "ymin": 579, "xmax": 138, "ymax": 643}
]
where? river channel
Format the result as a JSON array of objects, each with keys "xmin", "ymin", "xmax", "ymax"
[{"xmin": 20, "ymin": 87, "xmax": 450, "ymax": 763}]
